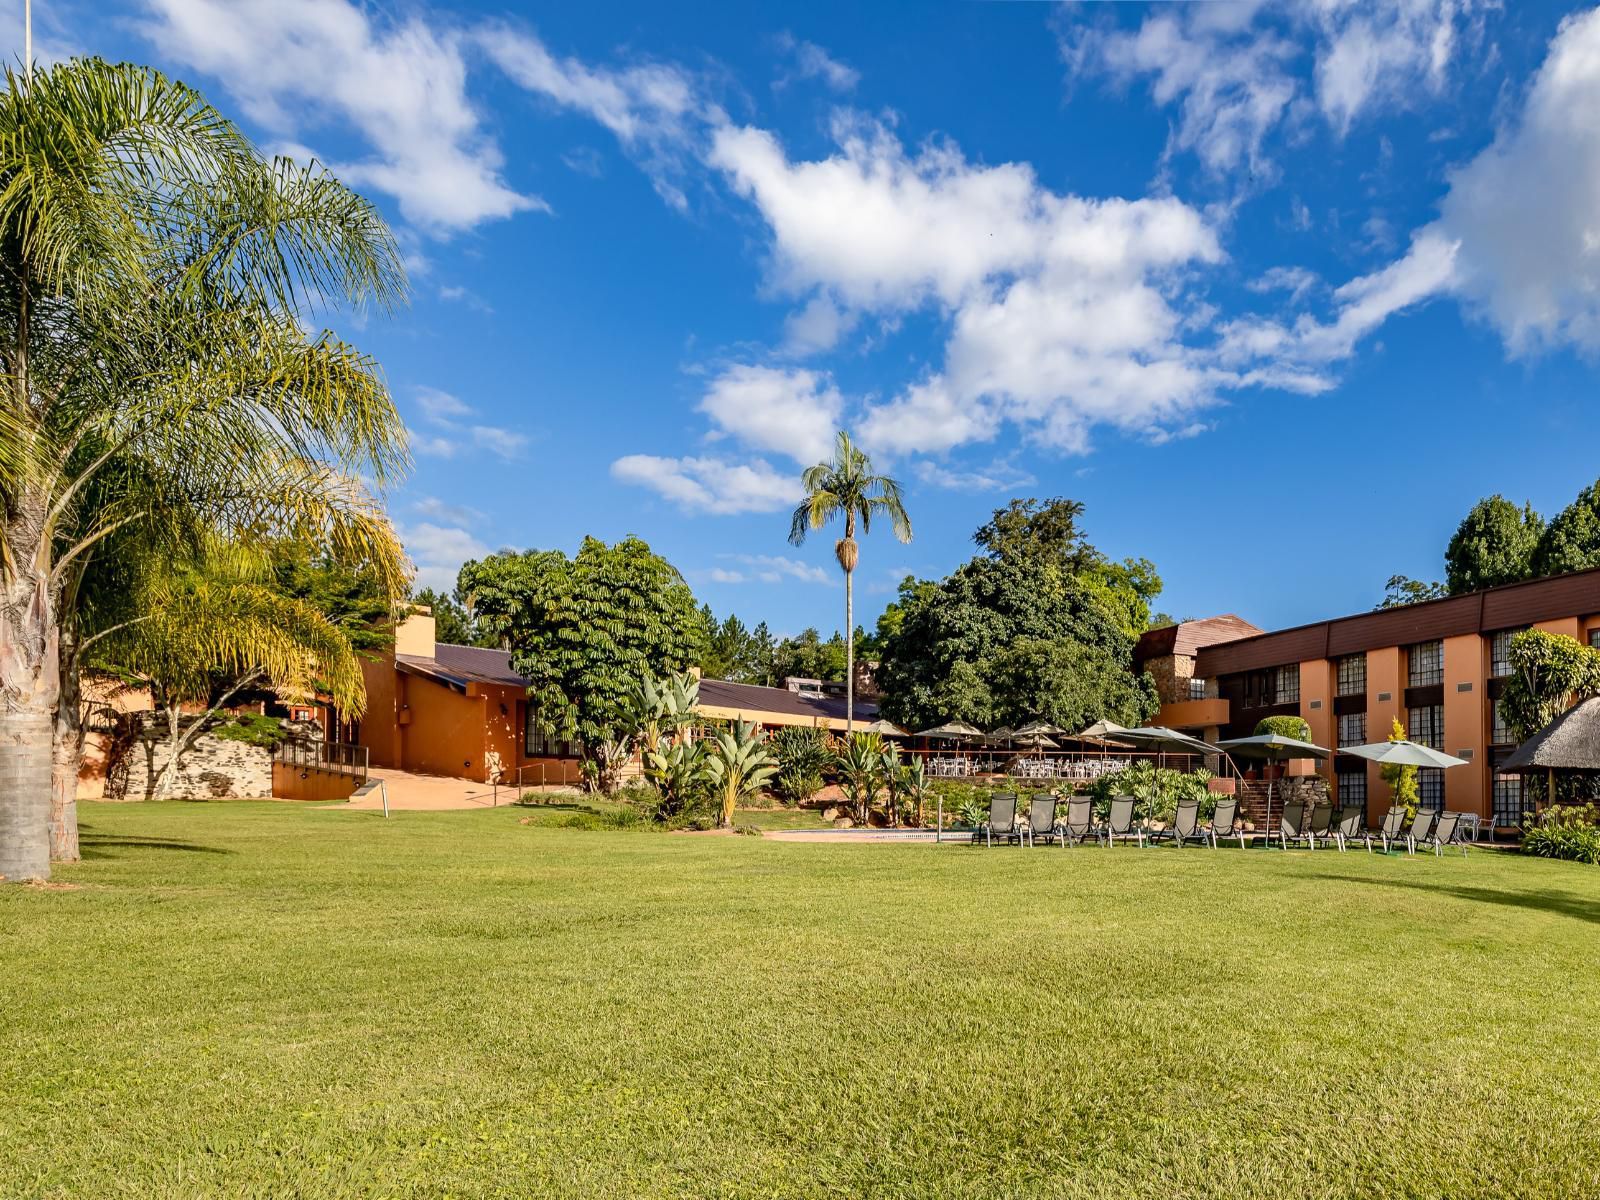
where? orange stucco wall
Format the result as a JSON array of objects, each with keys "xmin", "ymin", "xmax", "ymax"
[
  {"xmin": 358, "ymin": 656, "xmax": 400, "ymax": 768},
  {"xmin": 1298, "ymin": 658, "xmax": 1333, "ymax": 780},
  {"xmin": 1441, "ymin": 633, "xmax": 1485, "ymax": 818},
  {"xmin": 1365, "ymin": 646, "xmax": 1403, "ymax": 818},
  {"xmin": 398, "ymin": 673, "xmax": 488, "ymax": 779}
]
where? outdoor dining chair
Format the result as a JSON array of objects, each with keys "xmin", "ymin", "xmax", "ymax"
[
  {"xmin": 981, "ymin": 792, "xmax": 1021, "ymax": 847},
  {"xmin": 1207, "ymin": 797, "xmax": 1246, "ymax": 849},
  {"xmin": 1099, "ymin": 796, "xmax": 1145, "ymax": 848},
  {"xmin": 1024, "ymin": 794, "xmax": 1060, "ymax": 846},
  {"xmin": 1332, "ymin": 803, "xmax": 1365, "ymax": 851},
  {"xmin": 1059, "ymin": 796, "xmax": 1094, "ymax": 845}
]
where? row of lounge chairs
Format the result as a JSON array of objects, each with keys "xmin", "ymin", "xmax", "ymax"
[{"xmin": 975, "ymin": 793, "xmax": 1471, "ymax": 857}]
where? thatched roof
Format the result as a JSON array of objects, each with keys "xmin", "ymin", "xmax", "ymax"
[{"xmin": 1498, "ymin": 697, "xmax": 1600, "ymax": 772}]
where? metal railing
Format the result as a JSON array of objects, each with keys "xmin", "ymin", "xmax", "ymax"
[{"xmin": 275, "ymin": 738, "xmax": 369, "ymax": 784}]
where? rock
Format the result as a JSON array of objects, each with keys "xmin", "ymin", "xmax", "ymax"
[
  {"xmin": 832, "ymin": 816, "xmax": 855, "ymax": 829},
  {"xmin": 821, "ymin": 805, "xmax": 841, "ymax": 822}
]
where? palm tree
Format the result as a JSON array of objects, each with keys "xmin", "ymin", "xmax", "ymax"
[
  {"xmin": 788, "ymin": 431, "xmax": 911, "ymax": 731},
  {"xmin": 0, "ymin": 60, "xmax": 409, "ymax": 879}
]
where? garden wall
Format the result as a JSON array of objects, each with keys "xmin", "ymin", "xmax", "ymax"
[{"xmin": 104, "ymin": 715, "xmax": 321, "ymax": 801}]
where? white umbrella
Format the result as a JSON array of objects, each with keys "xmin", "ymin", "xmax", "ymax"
[{"xmin": 1340, "ymin": 740, "xmax": 1468, "ymax": 768}]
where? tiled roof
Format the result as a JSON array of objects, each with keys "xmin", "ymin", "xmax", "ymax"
[
  {"xmin": 396, "ymin": 643, "xmax": 531, "ymax": 691},
  {"xmin": 1135, "ymin": 615, "xmax": 1263, "ymax": 663}
]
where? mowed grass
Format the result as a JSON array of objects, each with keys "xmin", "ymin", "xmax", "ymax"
[{"xmin": 3, "ymin": 803, "xmax": 1600, "ymax": 1199}]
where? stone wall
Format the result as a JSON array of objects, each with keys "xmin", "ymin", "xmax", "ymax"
[
  {"xmin": 1143, "ymin": 653, "xmax": 1199, "ymax": 706},
  {"xmin": 104, "ymin": 715, "xmax": 321, "ymax": 801},
  {"xmin": 1237, "ymin": 775, "xmax": 1331, "ymax": 829}
]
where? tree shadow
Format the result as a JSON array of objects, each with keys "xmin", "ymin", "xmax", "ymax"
[
  {"xmin": 1308, "ymin": 870, "xmax": 1600, "ymax": 926},
  {"xmin": 77, "ymin": 830, "xmax": 233, "ymax": 860}
]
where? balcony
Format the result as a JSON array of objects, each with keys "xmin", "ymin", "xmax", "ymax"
[{"xmin": 1154, "ymin": 697, "xmax": 1231, "ymax": 731}]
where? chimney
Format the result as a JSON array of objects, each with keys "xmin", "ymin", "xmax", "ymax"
[{"xmin": 395, "ymin": 607, "xmax": 436, "ymax": 658}]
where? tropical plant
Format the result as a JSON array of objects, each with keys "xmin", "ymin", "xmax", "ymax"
[
  {"xmin": 1254, "ymin": 715, "xmax": 1313, "ymax": 742},
  {"xmin": 769, "ymin": 725, "xmax": 831, "ymax": 806},
  {"xmin": 1445, "ymin": 496, "xmax": 1544, "ymax": 594},
  {"xmin": 0, "ymin": 59, "xmax": 410, "ymax": 878},
  {"xmin": 1498, "ymin": 629, "xmax": 1600, "ymax": 745},
  {"xmin": 1520, "ymin": 804, "xmax": 1600, "ymax": 864},
  {"xmin": 788, "ymin": 431, "xmax": 912, "ymax": 730},
  {"xmin": 835, "ymin": 731, "xmax": 887, "ymax": 824},
  {"xmin": 641, "ymin": 738, "xmax": 709, "ymax": 822},
  {"xmin": 705, "ymin": 721, "xmax": 778, "ymax": 828},
  {"xmin": 94, "ymin": 567, "xmax": 364, "ymax": 800},
  {"xmin": 634, "ymin": 669, "xmax": 700, "ymax": 759},
  {"xmin": 883, "ymin": 745, "xmax": 928, "ymax": 827},
  {"xmin": 467, "ymin": 538, "xmax": 704, "ymax": 793},
  {"xmin": 1085, "ymin": 764, "xmax": 1216, "ymax": 823}
]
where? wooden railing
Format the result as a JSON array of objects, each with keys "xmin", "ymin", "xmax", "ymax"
[{"xmin": 274, "ymin": 738, "xmax": 368, "ymax": 784}]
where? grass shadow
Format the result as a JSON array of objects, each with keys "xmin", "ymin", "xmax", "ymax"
[
  {"xmin": 77, "ymin": 832, "xmax": 233, "ymax": 861},
  {"xmin": 1308, "ymin": 869, "xmax": 1600, "ymax": 926}
]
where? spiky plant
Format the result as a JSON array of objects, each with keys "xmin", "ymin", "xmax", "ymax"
[
  {"xmin": 836, "ymin": 730, "xmax": 887, "ymax": 825},
  {"xmin": 705, "ymin": 720, "xmax": 777, "ymax": 828}
]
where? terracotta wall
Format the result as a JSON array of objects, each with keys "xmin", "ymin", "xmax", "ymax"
[
  {"xmin": 358, "ymin": 655, "xmax": 400, "ymax": 768},
  {"xmin": 1365, "ymin": 646, "xmax": 1403, "ymax": 817},
  {"xmin": 1441, "ymin": 633, "xmax": 1486, "ymax": 817},
  {"xmin": 272, "ymin": 762, "xmax": 361, "ymax": 801},
  {"xmin": 398, "ymin": 675, "xmax": 487, "ymax": 779},
  {"xmin": 1298, "ymin": 657, "xmax": 1333, "ymax": 780}
]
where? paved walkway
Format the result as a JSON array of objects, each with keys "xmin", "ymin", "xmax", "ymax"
[{"xmin": 337, "ymin": 768, "xmax": 578, "ymax": 812}]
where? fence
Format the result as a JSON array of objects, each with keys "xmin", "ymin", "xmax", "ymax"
[
  {"xmin": 908, "ymin": 747, "xmax": 1209, "ymax": 781},
  {"xmin": 273, "ymin": 738, "xmax": 369, "ymax": 784}
]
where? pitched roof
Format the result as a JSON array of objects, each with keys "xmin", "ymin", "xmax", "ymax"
[
  {"xmin": 396, "ymin": 643, "xmax": 530, "ymax": 691},
  {"xmin": 1135, "ymin": 615, "xmax": 1263, "ymax": 663},
  {"xmin": 1498, "ymin": 696, "xmax": 1600, "ymax": 772},
  {"xmin": 696, "ymin": 677, "xmax": 878, "ymax": 723}
]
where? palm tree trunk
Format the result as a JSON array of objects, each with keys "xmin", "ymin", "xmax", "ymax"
[
  {"xmin": 49, "ymin": 630, "xmax": 82, "ymax": 862},
  {"xmin": 0, "ymin": 493, "xmax": 60, "ymax": 882},
  {"xmin": 845, "ymin": 565, "xmax": 854, "ymax": 734}
]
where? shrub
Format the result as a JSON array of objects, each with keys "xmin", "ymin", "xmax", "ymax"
[
  {"xmin": 1254, "ymin": 715, "xmax": 1311, "ymax": 742},
  {"xmin": 770, "ymin": 727, "xmax": 831, "ymax": 806},
  {"xmin": 1522, "ymin": 803, "xmax": 1600, "ymax": 864},
  {"xmin": 212, "ymin": 713, "xmax": 286, "ymax": 748},
  {"xmin": 1087, "ymin": 763, "xmax": 1217, "ymax": 823}
]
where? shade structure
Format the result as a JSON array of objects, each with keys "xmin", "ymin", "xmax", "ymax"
[
  {"xmin": 1340, "ymin": 740, "xmax": 1468, "ymax": 769},
  {"xmin": 915, "ymin": 719, "xmax": 986, "ymax": 741},
  {"xmin": 857, "ymin": 718, "xmax": 909, "ymax": 738},
  {"xmin": 1012, "ymin": 732, "xmax": 1059, "ymax": 750},
  {"xmin": 986, "ymin": 725, "xmax": 1016, "ymax": 745},
  {"xmin": 1013, "ymin": 719, "xmax": 1068, "ymax": 738},
  {"xmin": 1077, "ymin": 719, "xmax": 1131, "ymax": 740},
  {"xmin": 1496, "ymin": 697, "xmax": 1600, "ymax": 772},
  {"xmin": 1113, "ymin": 726, "xmax": 1225, "ymax": 757},
  {"xmin": 1216, "ymin": 733, "xmax": 1331, "ymax": 761}
]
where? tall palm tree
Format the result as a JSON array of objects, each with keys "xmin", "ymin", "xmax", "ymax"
[
  {"xmin": 0, "ymin": 59, "xmax": 409, "ymax": 880},
  {"xmin": 788, "ymin": 431, "xmax": 911, "ymax": 731}
]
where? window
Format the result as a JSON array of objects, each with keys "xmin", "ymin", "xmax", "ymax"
[
  {"xmin": 1408, "ymin": 640, "xmax": 1443, "ymax": 687},
  {"xmin": 1492, "ymin": 772, "xmax": 1524, "ymax": 828},
  {"xmin": 524, "ymin": 708, "xmax": 570, "ymax": 758},
  {"xmin": 1590, "ymin": 628, "xmax": 1600, "ymax": 650},
  {"xmin": 1187, "ymin": 676, "xmax": 1207, "ymax": 701},
  {"xmin": 1337, "ymin": 770, "xmax": 1367, "ymax": 810},
  {"xmin": 1488, "ymin": 629, "xmax": 1522, "ymax": 678},
  {"xmin": 1338, "ymin": 711, "xmax": 1367, "ymax": 748},
  {"xmin": 1336, "ymin": 653, "xmax": 1366, "ymax": 697},
  {"xmin": 1274, "ymin": 663, "xmax": 1300, "ymax": 705},
  {"xmin": 1408, "ymin": 702, "xmax": 1446, "ymax": 811},
  {"xmin": 1490, "ymin": 701, "xmax": 1514, "ymax": 746},
  {"xmin": 1417, "ymin": 768, "xmax": 1444, "ymax": 811}
]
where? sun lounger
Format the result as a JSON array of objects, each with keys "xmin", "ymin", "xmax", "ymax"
[{"xmin": 1098, "ymin": 796, "xmax": 1145, "ymax": 847}]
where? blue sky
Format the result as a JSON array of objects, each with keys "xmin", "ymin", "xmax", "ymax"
[{"xmin": 19, "ymin": 1, "xmax": 1600, "ymax": 636}]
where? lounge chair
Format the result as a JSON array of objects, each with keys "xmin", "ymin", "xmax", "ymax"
[
  {"xmin": 1155, "ymin": 798, "xmax": 1207, "ymax": 847},
  {"xmin": 1307, "ymin": 801, "xmax": 1334, "ymax": 848},
  {"xmin": 1374, "ymin": 806, "xmax": 1407, "ymax": 854},
  {"xmin": 1411, "ymin": 810, "xmax": 1463, "ymax": 857},
  {"xmin": 1278, "ymin": 801, "xmax": 1311, "ymax": 850},
  {"xmin": 1024, "ymin": 793, "xmax": 1060, "ymax": 846},
  {"xmin": 981, "ymin": 792, "xmax": 1021, "ymax": 847},
  {"xmin": 1207, "ymin": 797, "xmax": 1246, "ymax": 849},
  {"xmin": 1398, "ymin": 808, "xmax": 1438, "ymax": 856},
  {"xmin": 1098, "ymin": 796, "xmax": 1145, "ymax": 847},
  {"xmin": 1059, "ymin": 796, "xmax": 1094, "ymax": 846},
  {"xmin": 1332, "ymin": 803, "xmax": 1366, "ymax": 851}
]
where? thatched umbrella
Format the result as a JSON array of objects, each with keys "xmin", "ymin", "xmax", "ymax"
[{"xmin": 1497, "ymin": 696, "xmax": 1600, "ymax": 809}]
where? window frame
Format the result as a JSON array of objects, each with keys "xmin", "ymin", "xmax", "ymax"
[{"xmin": 1407, "ymin": 640, "xmax": 1444, "ymax": 688}]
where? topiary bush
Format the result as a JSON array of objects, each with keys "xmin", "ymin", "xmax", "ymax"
[{"xmin": 1254, "ymin": 715, "xmax": 1311, "ymax": 742}]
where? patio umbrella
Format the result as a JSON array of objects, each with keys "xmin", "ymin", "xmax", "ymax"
[
  {"xmin": 1013, "ymin": 718, "xmax": 1068, "ymax": 738},
  {"xmin": 857, "ymin": 718, "xmax": 910, "ymax": 738},
  {"xmin": 1216, "ymin": 733, "xmax": 1331, "ymax": 845},
  {"xmin": 987, "ymin": 725, "xmax": 1016, "ymax": 744},
  {"xmin": 1110, "ymin": 727, "xmax": 1230, "ymax": 826},
  {"xmin": 1339, "ymin": 740, "xmax": 1467, "ymax": 768},
  {"xmin": 1012, "ymin": 731, "xmax": 1059, "ymax": 750},
  {"xmin": 915, "ymin": 719, "xmax": 985, "ymax": 741}
]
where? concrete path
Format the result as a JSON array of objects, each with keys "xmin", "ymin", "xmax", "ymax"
[{"xmin": 336, "ymin": 768, "xmax": 579, "ymax": 812}]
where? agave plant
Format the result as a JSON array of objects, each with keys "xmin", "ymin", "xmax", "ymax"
[
  {"xmin": 894, "ymin": 754, "xmax": 929, "ymax": 828},
  {"xmin": 706, "ymin": 721, "xmax": 778, "ymax": 828},
  {"xmin": 836, "ymin": 731, "xmax": 887, "ymax": 825}
]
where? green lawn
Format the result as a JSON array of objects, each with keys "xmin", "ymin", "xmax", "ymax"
[{"xmin": 4, "ymin": 802, "xmax": 1599, "ymax": 1198}]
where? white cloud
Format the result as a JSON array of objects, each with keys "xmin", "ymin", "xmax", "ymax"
[
  {"xmin": 720, "ymin": 553, "xmax": 834, "ymax": 585},
  {"xmin": 782, "ymin": 294, "xmax": 859, "ymax": 355},
  {"xmin": 704, "ymin": 567, "xmax": 748, "ymax": 584},
  {"xmin": 697, "ymin": 364, "xmax": 843, "ymax": 465},
  {"xmin": 610, "ymin": 454, "xmax": 801, "ymax": 514},
  {"xmin": 399, "ymin": 522, "xmax": 489, "ymax": 593},
  {"xmin": 412, "ymin": 387, "xmax": 528, "ymax": 460},
  {"xmin": 438, "ymin": 284, "xmax": 493, "ymax": 313},
  {"xmin": 1245, "ymin": 265, "xmax": 1319, "ymax": 303},
  {"xmin": 136, "ymin": 0, "xmax": 539, "ymax": 234},
  {"xmin": 412, "ymin": 496, "xmax": 484, "ymax": 526},
  {"xmin": 1067, "ymin": 2, "xmax": 1489, "ymax": 175},
  {"xmin": 774, "ymin": 33, "xmax": 860, "ymax": 92},
  {"xmin": 913, "ymin": 459, "xmax": 1037, "ymax": 492}
]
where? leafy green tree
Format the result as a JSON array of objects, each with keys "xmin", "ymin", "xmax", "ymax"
[
  {"xmin": 410, "ymin": 587, "xmax": 478, "ymax": 647},
  {"xmin": 472, "ymin": 538, "xmax": 704, "ymax": 792},
  {"xmin": 769, "ymin": 726, "xmax": 831, "ymax": 805},
  {"xmin": 876, "ymin": 501, "xmax": 1155, "ymax": 732},
  {"xmin": 95, "ymin": 565, "xmax": 363, "ymax": 800},
  {"xmin": 1532, "ymin": 479, "xmax": 1600, "ymax": 578},
  {"xmin": 789, "ymin": 430, "xmax": 912, "ymax": 729},
  {"xmin": 772, "ymin": 627, "xmax": 848, "ymax": 682},
  {"xmin": 0, "ymin": 60, "xmax": 408, "ymax": 878},
  {"xmin": 1445, "ymin": 496, "xmax": 1543, "ymax": 594},
  {"xmin": 873, "ymin": 576, "xmax": 937, "ymax": 645},
  {"xmin": 705, "ymin": 721, "xmax": 777, "ymax": 828},
  {"xmin": 275, "ymin": 545, "xmax": 396, "ymax": 657},
  {"xmin": 1498, "ymin": 629, "xmax": 1600, "ymax": 745},
  {"xmin": 1254, "ymin": 715, "xmax": 1313, "ymax": 741},
  {"xmin": 1377, "ymin": 574, "xmax": 1448, "ymax": 609},
  {"xmin": 748, "ymin": 621, "xmax": 777, "ymax": 686}
]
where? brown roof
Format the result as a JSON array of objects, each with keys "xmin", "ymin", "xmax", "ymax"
[
  {"xmin": 1135, "ymin": 614, "xmax": 1263, "ymax": 663},
  {"xmin": 697, "ymin": 677, "xmax": 878, "ymax": 722},
  {"xmin": 395, "ymin": 646, "xmax": 875, "ymax": 722},
  {"xmin": 1196, "ymin": 567, "xmax": 1600, "ymax": 677},
  {"xmin": 1498, "ymin": 696, "xmax": 1600, "ymax": 773}
]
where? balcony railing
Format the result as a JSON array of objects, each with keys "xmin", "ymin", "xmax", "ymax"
[{"xmin": 274, "ymin": 738, "xmax": 368, "ymax": 784}]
